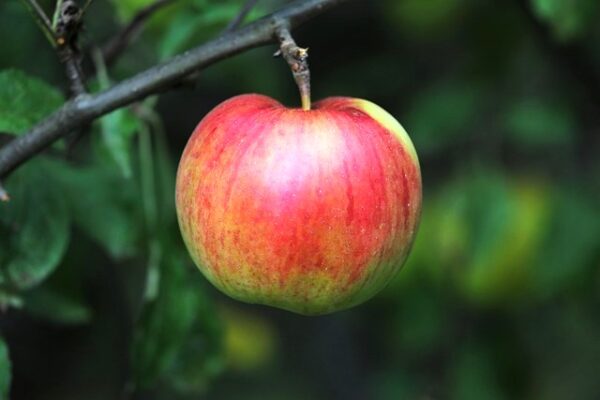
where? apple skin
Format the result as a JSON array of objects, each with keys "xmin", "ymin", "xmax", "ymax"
[{"xmin": 176, "ymin": 94, "xmax": 422, "ymax": 315}]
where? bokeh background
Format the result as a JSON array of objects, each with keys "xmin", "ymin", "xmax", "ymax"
[{"xmin": 1, "ymin": 0, "xmax": 599, "ymax": 399}]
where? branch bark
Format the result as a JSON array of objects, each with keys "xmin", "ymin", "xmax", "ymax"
[{"xmin": 0, "ymin": 0, "xmax": 348, "ymax": 179}]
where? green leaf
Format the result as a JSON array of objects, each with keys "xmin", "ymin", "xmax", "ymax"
[
  {"xmin": 0, "ymin": 290, "xmax": 23, "ymax": 309},
  {"xmin": 434, "ymin": 170, "xmax": 551, "ymax": 306},
  {"xmin": 92, "ymin": 50, "xmax": 141, "ymax": 178},
  {"xmin": 0, "ymin": 337, "xmax": 11, "ymax": 399},
  {"xmin": 533, "ymin": 188, "xmax": 600, "ymax": 298},
  {"xmin": 110, "ymin": 0, "xmax": 180, "ymax": 22},
  {"xmin": 54, "ymin": 162, "xmax": 143, "ymax": 259},
  {"xmin": 406, "ymin": 80, "xmax": 483, "ymax": 154},
  {"xmin": 158, "ymin": 12, "xmax": 204, "ymax": 60},
  {"xmin": 98, "ymin": 107, "xmax": 140, "ymax": 178},
  {"xmin": 0, "ymin": 160, "xmax": 70, "ymax": 290},
  {"xmin": 530, "ymin": 0, "xmax": 600, "ymax": 41},
  {"xmin": 153, "ymin": 130, "xmax": 177, "ymax": 227},
  {"xmin": 22, "ymin": 247, "xmax": 93, "ymax": 325},
  {"xmin": 167, "ymin": 291, "xmax": 224, "ymax": 394},
  {"xmin": 383, "ymin": 0, "xmax": 471, "ymax": 39},
  {"xmin": 24, "ymin": 287, "xmax": 92, "ymax": 325},
  {"xmin": 503, "ymin": 98, "xmax": 576, "ymax": 148},
  {"xmin": 393, "ymin": 290, "xmax": 446, "ymax": 355},
  {"xmin": 158, "ymin": 2, "xmax": 261, "ymax": 59},
  {"xmin": 0, "ymin": 69, "xmax": 64, "ymax": 134},
  {"xmin": 449, "ymin": 342, "xmax": 507, "ymax": 400},
  {"xmin": 132, "ymin": 248, "xmax": 223, "ymax": 390}
]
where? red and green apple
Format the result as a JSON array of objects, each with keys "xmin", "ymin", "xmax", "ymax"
[{"xmin": 176, "ymin": 94, "xmax": 421, "ymax": 315}]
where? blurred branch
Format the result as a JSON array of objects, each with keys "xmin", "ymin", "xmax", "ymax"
[
  {"xmin": 101, "ymin": 0, "xmax": 177, "ymax": 68},
  {"xmin": 0, "ymin": 0, "xmax": 348, "ymax": 180},
  {"xmin": 225, "ymin": 0, "xmax": 259, "ymax": 32}
]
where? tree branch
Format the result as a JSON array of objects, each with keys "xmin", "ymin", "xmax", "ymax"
[
  {"xmin": 225, "ymin": 0, "xmax": 259, "ymax": 32},
  {"xmin": 101, "ymin": 0, "xmax": 177, "ymax": 68},
  {"xmin": 0, "ymin": 0, "xmax": 348, "ymax": 179}
]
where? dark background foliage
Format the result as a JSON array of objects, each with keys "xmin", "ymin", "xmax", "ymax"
[{"xmin": 0, "ymin": 0, "xmax": 599, "ymax": 399}]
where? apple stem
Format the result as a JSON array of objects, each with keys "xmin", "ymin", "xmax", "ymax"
[{"xmin": 275, "ymin": 22, "xmax": 312, "ymax": 111}]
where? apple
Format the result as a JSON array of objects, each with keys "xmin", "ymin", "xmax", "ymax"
[{"xmin": 175, "ymin": 94, "xmax": 422, "ymax": 315}]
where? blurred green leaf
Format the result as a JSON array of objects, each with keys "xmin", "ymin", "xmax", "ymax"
[
  {"xmin": 406, "ymin": 80, "xmax": 483, "ymax": 154},
  {"xmin": 201, "ymin": 49, "xmax": 285, "ymax": 99},
  {"xmin": 533, "ymin": 188, "xmax": 600, "ymax": 298},
  {"xmin": 530, "ymin": 0, "xmax": 600, "ymax": 41},
  {"xmin": 24, "ymin": 287, "xmax": 92, "ymax": 325},
  {"xmin": 521, "ymin": 304, "xmax": 600, "ymax": 399},
  {"xmin": 449, "ymin": 342, "xmax": 507, "ymax": 400},
  {"xmin": 153, "ymin": 129, "xmax": 177, "ymax": 227},
  {"xmin": 0, "ymin": 336, "xmax": 10, "ymax": 399},
  {"xmin": 98, "ymin": 108, "xmax": 140, "ymax": 178},
  {"xmin": 54, "ymin": 162, "xmax": 143, "ymax": 259},
  {"xmin": 371, "ymin": 370, "xmax": 427, "ymax": 400},
  {"xmin": 158, "ymin": 12, "xmax": 206, "ymax": 59},
  {"xmin": 132, "ymin": 247, "xmax": 223, "ymax": 391},
  {"xmin": 221, "ymin": 307, "xmax": 277, "ymax": 373},
  {"xmin": 382, "ymin": 0, "xmax": 471, "ymax": 39},
  {"xmin": 158, "ymin": 3, "xmax": 250, "ymax": 59},
  {"xmin": 0, "ymin": 161, "xmax": 70, "ymax": 290},
  {"xmin": 168, "ymin": 292, "xmax": 224, "ymax": 394},
  {"xmin": 0, "ymin": 290, "xmax": 23, "ymax": 309},
  {"xmin": 0, "ymin": 69, "xmax": 63, "ymax": 134},
  {"xmin": 394, "ymin": 290, "xmax": 446, "ymax": 355},
  {"xmin": 425, "ymin": 170, "xmax": 553, "ymax": 307},
  {"xmin": 93, "ymin": 51, "xmax": 141, "ymax": 178},
  {"xmin": 503, "ymin": 98, "xmax": 576, "ymax": 148},
  {"xmin": 22, "ymin": 247, "xmax": 92, "ymax": 325},
  {"xmin": 111, "ymin": 0, "xmax": 161, "ymax": 21}
]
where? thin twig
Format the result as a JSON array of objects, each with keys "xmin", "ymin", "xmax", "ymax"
[
  {"xmin": 274, "ymin": 21, "xmax": 311, "ymax": 110},
  {"xmin": 101, "ymin": 0, "xmax": 177, "ymax": 67},
  {"xmin": 26, "ymin": 0, "xmax": 52, "ymax": 28},
  {"xmin": 19, "ymin": 0, "xmax": 56, "ymax": 45},
  {"xmin": 52, "ymin": 0, "xmax": 64, "ymax": 29},
  {"xmin": 82, "ymin": 0, "xmax": 94, "ymax": 13},
  {"xmin": 225, "ymin": 0, "xmax": 259, "ymax": 32},
  {"xmin": 0, "ymin": 0, "xmax": 348, "ymax": 181}
]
